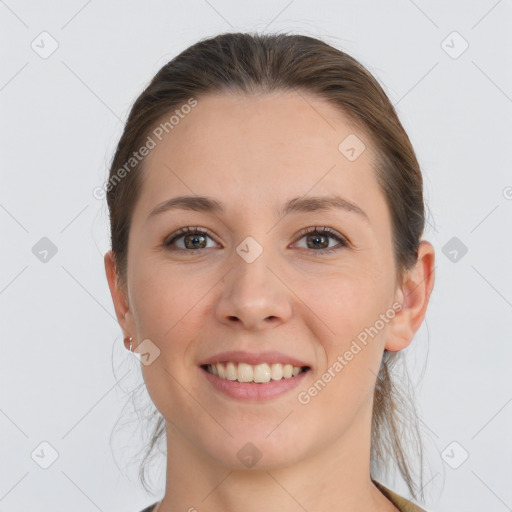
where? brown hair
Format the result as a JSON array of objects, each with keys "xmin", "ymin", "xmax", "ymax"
[{"xmin": 106, "ymin": 32, "xmax": 429, "ymax": 501}]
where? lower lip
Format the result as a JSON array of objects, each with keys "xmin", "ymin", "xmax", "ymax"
[{"xmin": 200, "ymin": 366, "xmax": 310, "ymax": 401}]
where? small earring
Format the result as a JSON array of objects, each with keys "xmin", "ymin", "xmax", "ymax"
[{"xmin": 124, "ymin": 336, "xmax": 133, "ymax": 351}]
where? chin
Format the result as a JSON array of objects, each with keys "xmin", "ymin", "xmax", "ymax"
[{"xmin": 200, "ymin": 434, "xmax": 305, "ymax": 471}]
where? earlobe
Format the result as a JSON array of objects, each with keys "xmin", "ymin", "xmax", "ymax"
[{"xmin": 385, "ymin": 241, "xmax": 436, "ymax": 352}]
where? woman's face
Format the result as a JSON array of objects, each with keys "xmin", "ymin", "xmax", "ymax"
[{"xmin": 106, "ymin": 91, "xmax": 425, "ymax": 470}]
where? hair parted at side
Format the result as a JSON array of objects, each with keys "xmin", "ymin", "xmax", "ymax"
[{"xmin": 106, "ymin": 31, "xmax": 428, "ymax": 501}]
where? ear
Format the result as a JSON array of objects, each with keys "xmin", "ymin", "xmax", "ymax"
[
  {"xmin": 104, "ymin": 250, "xmax": 136, "ymax": 340},
  {"xmin": 385, "ymin": 241, "xmax": 435, "ymax": 351}
]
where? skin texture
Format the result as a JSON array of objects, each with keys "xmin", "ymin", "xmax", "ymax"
[{"xmin": 105, "ymin": 91, "xmax": 435, "ymax": 512}]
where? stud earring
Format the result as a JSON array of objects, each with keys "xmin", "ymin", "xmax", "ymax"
[{"xmin": 124, "ymin": 336, "xmax": 133, "ymax": 351}]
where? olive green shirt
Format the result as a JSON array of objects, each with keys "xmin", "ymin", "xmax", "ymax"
[
  {"xmin": 139, "ymin": 480, "xmax": 428, "ymax": 512},
  {"xmin": 373, "ymin": 479, "xmax": 428, "ymax": 511}
]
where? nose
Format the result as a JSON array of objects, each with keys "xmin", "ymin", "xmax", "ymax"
[{"xmin": 215, "ymin": 249, "xmax": 293, "ymax": 331}]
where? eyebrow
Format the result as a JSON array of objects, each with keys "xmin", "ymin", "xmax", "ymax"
[{"xmin": 146, "ymin": 194, "xmax": 369, "ymax": 223}]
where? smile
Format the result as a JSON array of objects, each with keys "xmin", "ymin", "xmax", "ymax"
[
  {"xmin": 200, "ymin": 362, "xmax": 311, "ymax": 401},
  {"xmin": 202, "ymin": 362, "xmax": 310, "ymax": 384}
]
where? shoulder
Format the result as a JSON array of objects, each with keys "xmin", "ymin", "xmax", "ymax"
[{"xmin": 372, "ymin": 479, "xmax": 429, "ymax": 512}]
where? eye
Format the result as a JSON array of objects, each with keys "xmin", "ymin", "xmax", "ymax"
[
  {"xmin": 163, "ymin": 226, "xmax": 217, "ymax": 253},
  {"xmin": 163, "ymin": 225, "xmax": 349, "ymax": 255},
  {"xmin": 293, "ymin": 226, "xmax": 349, "ymax": 254}
]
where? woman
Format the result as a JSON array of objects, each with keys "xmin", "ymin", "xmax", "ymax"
[{"xmin": 104, "ymin": 32, "xmax": 435, "ymax": 512}]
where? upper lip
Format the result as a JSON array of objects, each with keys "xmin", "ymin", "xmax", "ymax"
[{"xmin": 199, "ymin": 350, "xmax": 311, "ymax": 368}]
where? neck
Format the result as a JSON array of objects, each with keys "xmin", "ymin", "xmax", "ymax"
[{"xmin": 155, "ymin": 404, "xmax": 397, "ymax": 512}]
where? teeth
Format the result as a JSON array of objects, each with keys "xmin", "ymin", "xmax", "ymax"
[
  {"xmin": 270, "ymin": 363, "xmax": 283, "ymax": 380},
  {"xmin": 205, "ymin": 362, "xmax": 306, "ymax": 383}
]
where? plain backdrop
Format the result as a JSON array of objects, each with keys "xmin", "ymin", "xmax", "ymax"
[{"xmin": 1, "ymin": 1, "xmax": 511, "ymax": 511}]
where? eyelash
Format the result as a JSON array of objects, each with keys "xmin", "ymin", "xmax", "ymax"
[{"xmin": 163, "ymin": 226, "xmax": 349, "ymax": 255}]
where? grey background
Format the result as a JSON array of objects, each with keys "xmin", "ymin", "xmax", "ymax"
[{"xmin": 1, "ymin": 1, "xmax": 511, "ymax": 511}]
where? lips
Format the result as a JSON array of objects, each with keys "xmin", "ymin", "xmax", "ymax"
[{"xmin": 198, "ymin": 350, "xmax": 311, "ymax": 369}]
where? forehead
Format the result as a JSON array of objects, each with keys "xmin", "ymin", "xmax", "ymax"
[
  {"xmin": 148, "ymin": 91, "xmax": 369, "ymax": 163},
  {"xmin": 133, "ymin": 90, "xmax": 387, "ymax": 226}
]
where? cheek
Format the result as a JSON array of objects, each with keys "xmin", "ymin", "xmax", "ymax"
[
  {"xmin": 301, "ymin": 268, "xmax": 391, "ymax": 388},
  {"xmin": 130, "ymin": 256, "xmax": 195, "ymax": 316},
  {"xmin": 129, "ymin": 262, "xmax": 191, "ymax": 349},
  {"xmin": 303, "ymin": 266, "xmax": 388, "ymax": 333},
  {"xmin": 129, "ymin": 261, "xmax": 219, "ymax": 372},
  {"xmin": 302, "ymin": 278, "xmax": 388, "ymax": 418},
  {"xmin": 131, "ymin": 265, "xmax": 207, "ymax": 417}
]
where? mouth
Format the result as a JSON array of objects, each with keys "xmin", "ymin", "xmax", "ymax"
[{"xmin": 200, "ymin": 362, "xmax": 311, "ymax": 384}]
